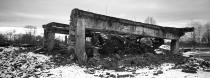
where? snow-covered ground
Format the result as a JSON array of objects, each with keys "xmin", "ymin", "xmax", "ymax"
[
  {"xmin": 44, "ymin": 48, "xmax": 210, "ymax": 78},
  {"xmin": 183, "ymin": 51, "xmax": 200, "ymax": 57},
  {"xmin": 45, "ymin": 63, "xmax": 210, "ymax": 78},
  {"xmin": 1, "ymin": 47, "xmax": 210, "ymax": 78},
  {"xmin": 183, "ymin": 50, "xmax": 210, "ymax": 57}
]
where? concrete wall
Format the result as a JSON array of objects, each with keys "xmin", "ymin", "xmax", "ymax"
[
  {"xmin": 70, "ymin": 8, "xmax": 192, "ymax": 40},
  {"xmin": 77, "ymin": 17, "xmax": 180, "ymax": 39}
]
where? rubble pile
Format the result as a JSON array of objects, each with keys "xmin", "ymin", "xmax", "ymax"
[
  {"xmin": 86, "ymin": 33, "xmax": 165, "ymax": 55},
  {"xmin": 175, "ymin": 57, "xmax": 210, "ymax": 73},
  {"xmin": 48, "ymin": 32, "xmax": 210, "ymax": 75},
  {"xmin": 84, "ymin": 32, "xmax": 192, "ymax": 71},
  {"xmin": 0, "ymin": 47, "xmax": 55, "ymax": 78},
  {"xmin": 0, "ymin": 45, "xmax": 210, "ymax": 78}
]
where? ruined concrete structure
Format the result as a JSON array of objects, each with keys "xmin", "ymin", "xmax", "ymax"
[{"xmin": 43, "ymin": 8, "xmax": 194, "ymax": 65}]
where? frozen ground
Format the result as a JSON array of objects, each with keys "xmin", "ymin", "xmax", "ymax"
[
  {"xmin": 44, "ymin": 49, "xmax": 210, "ymax": 78},
  {"xmin": 1, "ymin": 47, "xmax": 210, "ymax": 78},
  {"xmin": 183, "ymin": 50, "xmax": 210, "ymax": 61},
  {"xmin": 46, "ymin": 63, "xmax": 210, "ymax": 78}
]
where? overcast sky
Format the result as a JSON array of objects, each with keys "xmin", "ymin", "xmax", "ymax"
[{"xmin": 0, "ymin": 0, "xmax": 210, "ymax": 28}]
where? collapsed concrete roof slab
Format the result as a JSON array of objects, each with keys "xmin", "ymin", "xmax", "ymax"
[{"xmin": 70, "ymin": 8, "xmax": 194, "ymax": 40}]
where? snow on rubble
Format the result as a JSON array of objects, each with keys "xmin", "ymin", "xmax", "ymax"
[
  {"xmin": 159, "ymin": 45, "xmax": 170, "ymax": 50},
  {"xmin": 1, "ymin": 46, "xmax": 210, "ymax": 78},
  {"xmin": 25, "ymin": 52, "xmax": 51, "ymax": 62},
  {"xmin": 0, "ymin": 47, "xmax": 54, "ymax": 78},
  {"xmin": 0, "ymin": 46, "xmax": 20, "ymax": 52}
]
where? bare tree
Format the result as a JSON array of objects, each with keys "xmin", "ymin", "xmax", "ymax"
[
  {"xmin": 24, "ymin": 25, "xmax": 37, "ymax": 44},
  {"xmin": 182, "ymin": 21, "xmax": 203, "ymax": 50},
  {"xmin": 6, "ymin": 30, "xmax": 15, "ymax": 41},
  {"xmin": 144, "ymin": 16, "xmax": 156, "ymax": 25},
  {"xmin": 202, "ymin": 23, "xmax": 210, "ymax": 44},
  {"xmin": 186, "ymin": 21, "xmax": 203, "ymax": 42},
  {"xmin": 24, "ymin": 25, "xmax": 37, "ymax": 36}
]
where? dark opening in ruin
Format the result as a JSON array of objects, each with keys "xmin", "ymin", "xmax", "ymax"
[{"xmin": 85, "ymin": 31, "xmax": 166, "ymax": 60}]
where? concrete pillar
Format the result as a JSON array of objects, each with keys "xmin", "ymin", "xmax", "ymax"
[
  {"xmin": 171, "ymin": 39, "xmax": 179, "ymax": 54},
  {"xmin": 69, "ymin": 10, "xmax": 87, "ymax": 65},
  {"xmin": 68, "ymin": 25, "xmax": 76, "ymax": 60},
  {"xmin": 75, "ymin": 19, "xmax": 87, "ymax": 65},
  {"xmin": 43, "ymin": 29, "xmax": 55, "ymax": 51}
]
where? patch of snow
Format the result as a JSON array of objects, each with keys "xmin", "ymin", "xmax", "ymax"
[
  {"xmin": 41, "ymin": 61, "xmax": 210, "ymax": 78},
  {"xmin": 24, "ymin": 52, "xmax": 51, "ymax": 62},
  {"xmin": 154, "ymin": 49, "xmax": 164, "ymax": 54},
  {"xmin": 183, "ymin": 51, "xmax": 199, "ymax": 57},
  {"xmin": 159, "ymin": 45, "xmax": 170, "ymax": 50},
  {"xmin": 1, "ymin": 46, "xmax": 19, "ymax": 52},
  {"xmin": 48, "ymin": 64, "xmax": 95, "ymax": 78},
  {"xmin": 135, "ymin": 63, "xmax": 210, "ymax": 78},
  {"xmin": 201, "ymin": 52, "xmax": 210, "ymax": 54},
  {"xmin": 157, "ymin": 69, "xmax": 210, "ymax": 78}
]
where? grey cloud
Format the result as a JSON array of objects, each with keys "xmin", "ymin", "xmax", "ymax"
[{"xmin": 0, "ymin": 0, "xmax": 209, "ymax": 27}]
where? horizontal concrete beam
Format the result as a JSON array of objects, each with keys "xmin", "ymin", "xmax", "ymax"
[
  {"xmin": 71, "ymin": 8, "xmax": 194, "ymax": 40},
  {"xmin": 43, "ymin": 22, "xmax": 69, "ymax": 34},
  {"xmin": 43, "ymin": 9, "xmax": 194, "ymax": 40},
  {"xmin": 43, "ymin": 21, "xmax": 193, "ymax": 40}
]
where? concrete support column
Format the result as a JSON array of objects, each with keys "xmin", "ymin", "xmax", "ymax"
[
  {"xmin": 171, "ymin": 39, "xmax": 179, "ymax": 54},
  {"xmin": 68, "ymin": 24, "xmax": 76, "ymax": 58},
  {"xmin": 43, "ymin": 29, "xmax": 55, "ymax": 51},
  {"xmin": 75, "ymin": 19, "xmax": 87, "ymax": 65},
  {"xmin": 69, "ymin": 10, "xmax": 87, "ymax": 65}
]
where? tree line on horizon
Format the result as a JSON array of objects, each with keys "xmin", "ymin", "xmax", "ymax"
[{"xmin": 144, "ymin": 16, "xmax": 210, "ymax": 48}]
